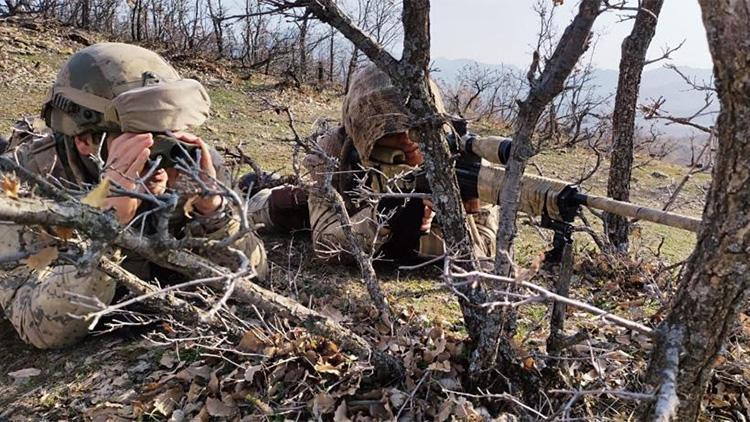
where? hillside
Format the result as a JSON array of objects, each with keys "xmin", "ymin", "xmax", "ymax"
[{"xmin": 2, "ymin": 17, "xmax": 745, "ymax": 422}]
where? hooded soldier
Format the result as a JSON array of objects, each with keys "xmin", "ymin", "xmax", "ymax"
[
  {"xmin": 250, "ymin": 64, "xmax": 498, "ymax": 262},
  {"xmin": 0, "ymin": 43, "xmax": 267, "ymax": 349}
]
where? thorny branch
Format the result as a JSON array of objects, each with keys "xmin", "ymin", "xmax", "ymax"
[{"xmin": 259, "ymin": 97, "xmax": 394, "ymax": 325}]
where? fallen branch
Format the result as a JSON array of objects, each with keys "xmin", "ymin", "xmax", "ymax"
[
  {"xmin": 450, "ymin": 269, "xmax": 654, "ymax": 336},
  {"xmin": 0, "ymin": 190, "xmax": 403, "ymax": 383},
  {"xmin": 651, "ymin": 325, "xmax": 683, "ymax": 422},
  {"xmin": 547, "ymin": 241, "xmax": 575, "ymax": 354}
]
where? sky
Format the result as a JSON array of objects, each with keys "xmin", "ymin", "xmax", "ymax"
[{"xmin": 429, "ymin": 0, "xmax": 713, "ymax": 70}]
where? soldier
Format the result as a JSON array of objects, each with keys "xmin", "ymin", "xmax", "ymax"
[
  {"xmin": 249, "ymin": 64, "xmax": 498, "ymax": 262},
  {"xmin": 0, "ymin": 43, "xmax": 267, "ymax": 349}
]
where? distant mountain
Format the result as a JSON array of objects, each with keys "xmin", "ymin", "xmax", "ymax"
[{"xmin": 431, "ymin": 57, "xmax": 716, "ymax": 139}]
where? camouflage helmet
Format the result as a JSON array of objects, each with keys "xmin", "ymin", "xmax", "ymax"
[
  {"xmin": 342, "ymin": 64, "xmax": 445, "ymax": 160},
  {"xmin": 42, "ymin": 42, "xmax": 211, "ymax": 136}
]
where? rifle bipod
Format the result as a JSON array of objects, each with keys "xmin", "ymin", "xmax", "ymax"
[{"xmin": 541, "ymin": 213, "xmax": 575, "ymax": 264}]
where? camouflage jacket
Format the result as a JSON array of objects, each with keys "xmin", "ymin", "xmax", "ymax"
[{"xmin": 0, "ymin": 118, "xmax": 267, "ymax": 349}]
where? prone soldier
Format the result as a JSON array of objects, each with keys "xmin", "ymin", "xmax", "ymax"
[
  {"xmin": 0, "ymin": 43, "xmax": 268, "ymax": 349},
  {"xmin": 249, "ymin": 64, "xmax": 499, "ymax": 262}
]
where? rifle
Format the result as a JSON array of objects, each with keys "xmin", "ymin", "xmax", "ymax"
[
  {"xmin": 348, "ymin": 123, "xmax": 701, "ymax": 260},
  {"xmin": 438, "ymin": 126, "xmax": 702, "ymax": 259}
]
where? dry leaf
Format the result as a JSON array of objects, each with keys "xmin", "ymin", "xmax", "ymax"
[
  {"xmin": 159, "ymin": 351, "xmax": 176, "ymax": 368},
  {"xmin": 388, "ymin": 389, "xmax": 408, "ymax": 409},
  {"xmin": 194, "ymin": 406, "xmax": 209, "ymax": 422},
  {"xmin": 208, "ymin": 369, "xmax": 220, "ymax": 394},
  {"xmin": 8, "ymin": 368, "xmax": 41, "ymax": 380},
  {"xmin": 183, "ymin": 195, "xmax": 198, "ymax": 218},
  {"xmin": 238, "ymin": 330, "xmax": 267, "ymax": 353},
  {"xmin": 320, "ymin": 304, "xmax": 347, "ymax": 323},
  {"xmin": 81, "ymin": 178, "xmax": 111, "ymax": 209},
  {"xmin": 23, "ymin": 247, "xmax": 58, "ymax": 270},
  {"xmin": 153, "ymin": 386, "xmax": 183, "ymax": 416},
  {"xmin": 522, "ymin": 356, "xmax": 536, "ymax": 370},
  {"xmin": 314, "ymin": 362, "xmax": 341, "ymax": 376},
  {"xmin": 52, "ymin": 226, "xmax": 75, "ymax": 240},
  {"xmin": 2, "ymin": 175, "xmax": 19, "ymax": 199},
  {"xmin": 205, "ymin": 397, "xmax": 236, "ymax": 417},
  {"xmin": 312, "ymin": 392, "xmax": 336, "ymax": 416},
  {"xmin": 436, "ymin": 399, "xmax": 453, "ymax": 422},
  {"xmin": 427, "ymin": 360, "xmax": 451, "ymax": 372},
  {"xmin": 333, "ymin": 401, "xmax": 350, "ymax": 422},
  {"xmin": 244, "ymin": 364, "xmax": 262, "ymax": 383}
]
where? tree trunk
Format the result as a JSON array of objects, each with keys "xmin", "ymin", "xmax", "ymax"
[
  {"xmin": 298, "ymin": 14, "xmax": 309, "ymax": 82},
  {"xmin": 646, "ymin": 1, "xmax": 750, "ymax": 420},
  {"xmin": 604, "ymin": 0, "xmax": 664, "ymax": 251},
  {"xmin": 329, "ymin": 28, "xmax": 335, "ymax": 82},
  {"xmin": 344, "ymin": 47, "xmax": 359, "ymax": 95},
  {"xmin": 495, "ymin": 0, "xmax": 601, "ymax": 276}
]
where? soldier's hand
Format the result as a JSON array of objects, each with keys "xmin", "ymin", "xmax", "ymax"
[
  {"xmin": 171, "ymin": 132, "xmax": 223, "ymax": 216},
  {"xmin": 421, "ymin": 199, "xmax": 435, "ymax": 233},
  {"xmin": 103, "ymin": 132, "xmax": 154, "ymax": 224},
  {"xmin": 104, "ymin": 133, "xmax": 153, "ymax": 190},
  {"xmin": 463, "ymin": 198, "xmax": 480, "ymax": 214}
]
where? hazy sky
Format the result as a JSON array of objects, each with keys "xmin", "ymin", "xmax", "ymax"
[{"xmin": 429, "ymin": 0, "xmax": 713, "ymax": 70}]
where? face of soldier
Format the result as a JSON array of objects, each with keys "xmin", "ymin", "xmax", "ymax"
[{"xmin": 375, "ymin": 132, "xmax": 423, "ymax": 166}]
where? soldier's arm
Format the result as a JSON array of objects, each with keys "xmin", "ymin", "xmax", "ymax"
[
  {"xmin": 470, "ymin": 202, "xmax": 499, "ymax": 259},
  {"xmin": 307, "ymin": 194, "xmax": 380, "ymax": 261},
  {"xmin": 302, "ymin": 127, "xmax": 385, "ymax": 260},
  {"xmin": 185, "ymin": 147, "xmax": 269, "ymax": 280},
  {"xmin": 0, "ymin": 134, "xmax": 118, "ymax": 349}
]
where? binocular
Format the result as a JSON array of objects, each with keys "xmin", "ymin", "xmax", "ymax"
[{"xmin": 148, "ymin": 134, "xmax": 201, "ymax": 170}]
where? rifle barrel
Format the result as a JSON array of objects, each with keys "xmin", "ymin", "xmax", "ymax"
[
  {"xmin": 475, "ymin": 163, "xmax": 702, "ymax": 233},
  {"xmin": 576, "ymin": 193, "xmax": 701, "ymax": 233}
]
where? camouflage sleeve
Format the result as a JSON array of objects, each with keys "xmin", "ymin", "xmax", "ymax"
[
  {"xmin": 307, "ymin": 194, "xmax": 381, "ymax": 261},
  {"xmin": 418, "ymin": 202, "xmax": 499, "ymax": 260},
  {"xmin": 0, "ymin": 224, "xmax": 116, "ymax": 349},
  {"xmin": 188, "ymin": 212, "xmax": 269, "ymax": 281},
  {"xmin": 183, "ymin": 147, "xmax": 269, "ymax": 280},
  {"xmin": 470, "ymin": 202, "xmax": 499, "ymax": 259},
  {"xmin": 300, "ymin": 127, "xmax": 386, "ymax": 260}
]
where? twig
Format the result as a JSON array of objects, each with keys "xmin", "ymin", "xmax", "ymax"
[
  {"xmin": 651, "ymin": 326, "xmax": 683, "ymax": 422},
  {"xmin": 395, "ymin": 370, "xmax": 430, "ymax": 420},
  {"xmin": 450, "ymin": 269, "xmax": 654, "ymax": 336},
  {"xmin": 442, "ymin": 387, "xmax": 548, "ymax": 420}
]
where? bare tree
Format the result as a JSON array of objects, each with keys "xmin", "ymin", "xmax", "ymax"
[
  {"xmin": 646, "ymin": 1, "xmax": 750, "ymax": 420},
  {"xmin": 495, "ymin": 0, "xmax": 602, "ymax": 276},
  {"xmin": 0, "ymin": 1, "xmax": 31, "ymax": 16},
  {"xmin": 259, "ymin": 0, "xmax": 555, "ymax": 398},
  {"xmin": 441, "ymin": 63, "xmax": 510, "ymax": 121},
  {"xmin": 604, "ymin": 0, "xmax": 664, "ymax": 252}
]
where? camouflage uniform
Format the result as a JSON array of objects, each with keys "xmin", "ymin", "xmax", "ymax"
[
  {"xmin": 254, "ymin": 64, "xmax": 498, "ymax": 261},
  {"xmin": 0, "ymin": 44, "xmax": 267, "ymax": 349}
]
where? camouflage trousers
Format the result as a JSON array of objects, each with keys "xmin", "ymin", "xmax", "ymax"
[
  {"xmin": 0, "ymin": 224, "xmax": 116, "ymax": 349},
  {"xmin": 0, "ymin": 220, "xmax": 267, "ymax": 350}
]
